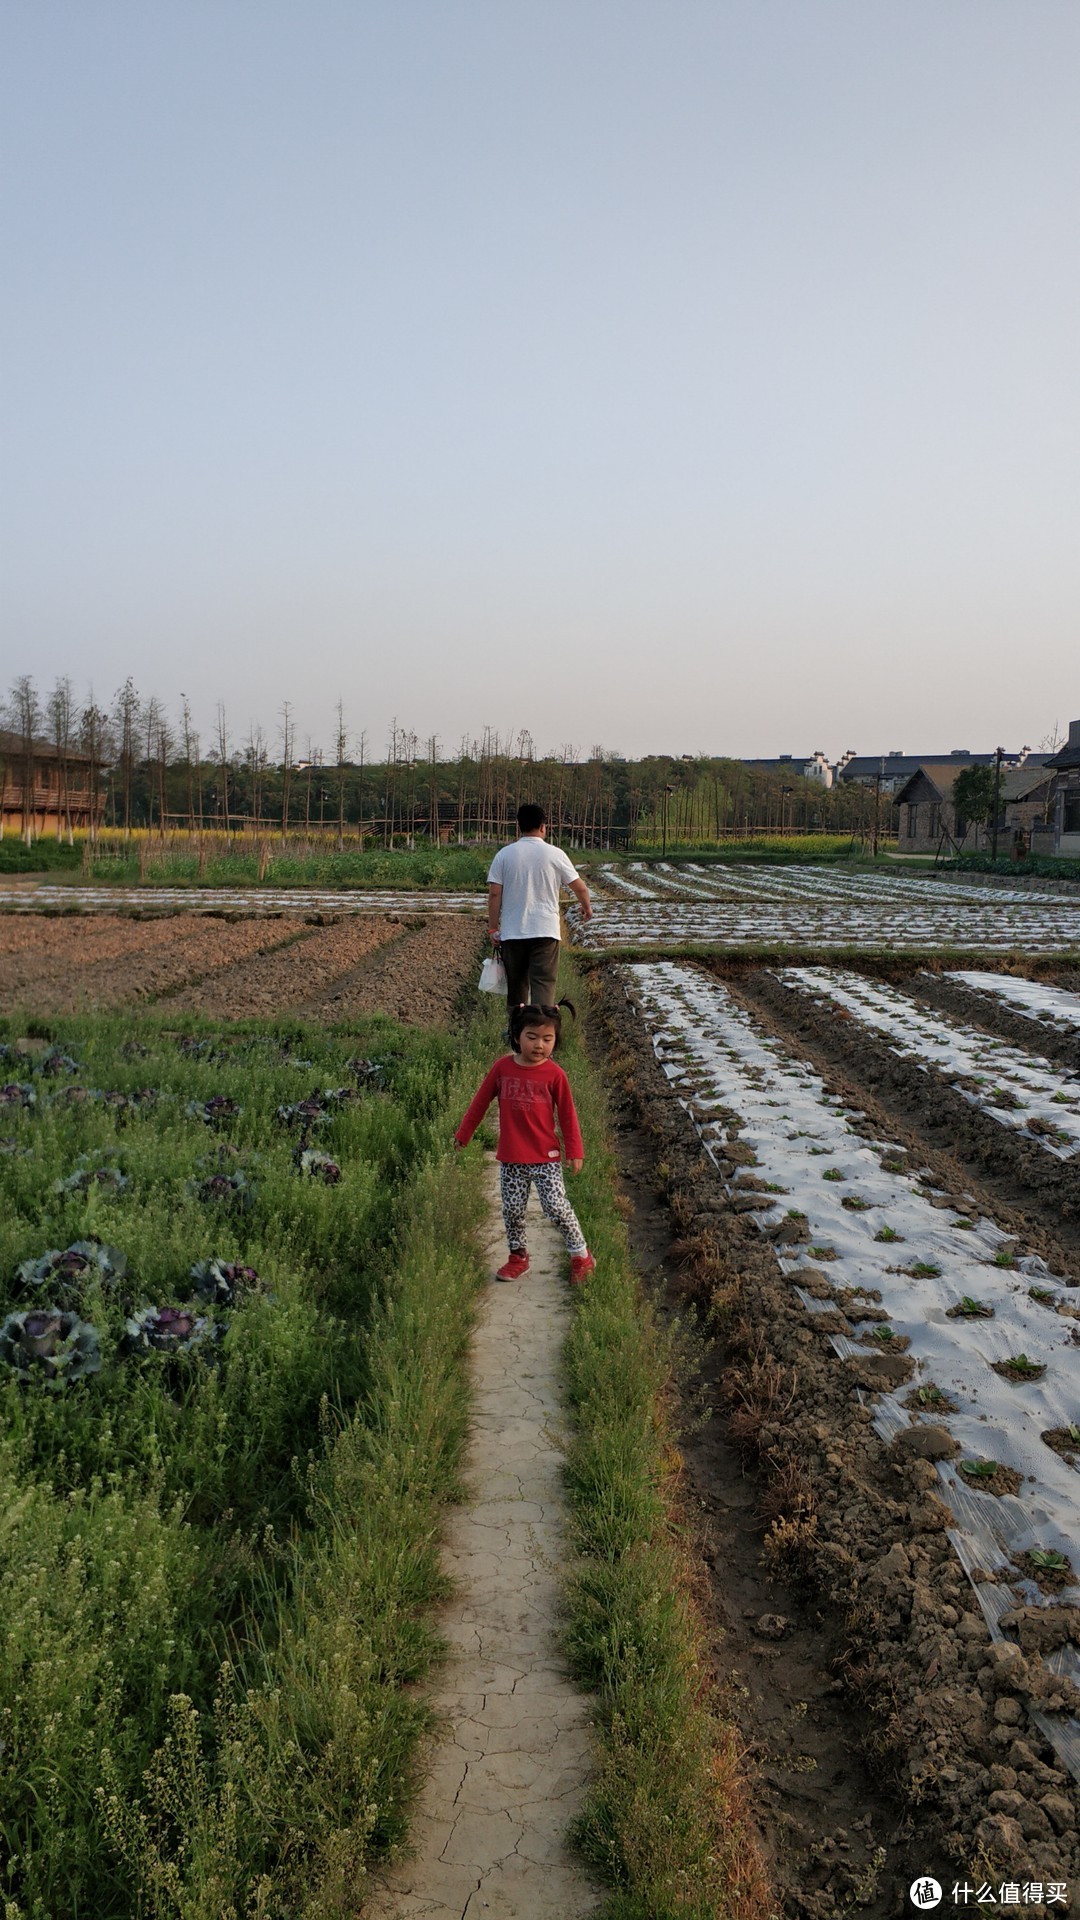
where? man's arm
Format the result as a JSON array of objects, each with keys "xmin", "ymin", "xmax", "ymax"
[
  {"xmin": 568, "ymin": 876, "xmax": 592, "ymax": 921},
  {"xmin": 487, "ymin": 881, "xmax": 503, "ymax": 943}
]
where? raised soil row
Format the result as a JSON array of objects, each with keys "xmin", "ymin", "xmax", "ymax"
[
  {"xmin": 591, "ymin": 962, "xmax": 1080, "ymax": 1914},
  {"xmin": 0, "ymin": 913, "xmax": 487, "ymax": 1026}
]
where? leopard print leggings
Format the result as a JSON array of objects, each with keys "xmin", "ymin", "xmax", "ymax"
[{"xmin": 499, "ymin": 1162, "xmax": 587, "ymax": 1256}]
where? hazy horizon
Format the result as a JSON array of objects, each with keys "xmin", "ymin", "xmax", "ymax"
[{"xmin": 3, "ymin": 2, "xmax": 1078, "ymax": 760}]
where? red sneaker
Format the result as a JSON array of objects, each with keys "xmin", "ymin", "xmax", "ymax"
[
  {"xmin": 569, "ymin": 1252, "xmax": 595, "ymax": 1285},
  {"xmin": 496, "ymin": 1250, "xmax": 530, "ymax": 1282}
]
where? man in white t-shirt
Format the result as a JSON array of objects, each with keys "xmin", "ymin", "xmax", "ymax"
[{"xmin": 487, "ymin": 803, "xmax": 592, "ymax": 1010}]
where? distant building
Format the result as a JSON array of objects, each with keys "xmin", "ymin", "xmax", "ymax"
[
  {"xmin": 0, "ymin": 730, "xmax": 104, "ymax": 837},
  {"xmin": 1044, "ymin": 721, "xmax": 1080, "ymax": 858},
  {"xmin": 837, "ymin": 748, "xmax": 1027, "ymax": 795},
  {"xmin": 893, "ymin": 755, "xmax": 1054, "ymax": 855},
  {"xmin": 741, "ymin": 751, "xmax": 833, "ymax": 788},
  {"xmin": 1000, "ymin": 759, "xmax": 1056, "ymax": 854}
]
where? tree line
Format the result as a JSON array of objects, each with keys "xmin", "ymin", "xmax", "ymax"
[{"xmin": 1, "ymin": 675, "xmax": 881, "ymax": 846}]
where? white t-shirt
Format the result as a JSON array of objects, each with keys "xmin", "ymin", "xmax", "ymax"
[{"xmin": 488, "ymin": 837, "xmax": 579, "ymax": 940}]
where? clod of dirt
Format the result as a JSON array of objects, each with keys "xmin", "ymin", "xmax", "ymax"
[
  {"xmin": 769, "ymin": 1212, "xmax": 810, "ymax": 1246},
  {"xmin": 1000, "ymin": 1605, "xmax": 1080, "ymax": 1655},
  {"xmin": 722, "ymin": 1141, "xmax": 759, "ymax": 1167},
  {"xmin": 795, "ymin": 1268, "xmax": 834, "ymax": 1298},
  {"xmin": 753, "ymin": 1613, "xmax": 790, "ymax": 1639},
  {"xmin": 891, "ymin": 1425, "xmax": 960, "ymax": 1462},
  {"xmin": 1042, "ymin": 1428, "xmax": 1080, "ymax": 1464},
  {"xmin": 846, "ymin": 1349, "xmax": 915, "ymax": 1389}
]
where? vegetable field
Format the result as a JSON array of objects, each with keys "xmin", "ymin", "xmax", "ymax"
[
  {"xmin": 0, "ymin": 883, "xmax": 485, "ymax": 916},
  {"xmin": 629, "ymin": 961, "xmax": 1080, "ymax": 1767},
  {"xmin": 0, "ymin": 1005, "xmax": 490, "ymax": 1918},
  {"xmin": 575, "ymin": 860, "xmax": 1080, "ymax": 955},
  {"xmin": 592, "ymin": 923, "xmax": 1080, "ymax": 1898}
]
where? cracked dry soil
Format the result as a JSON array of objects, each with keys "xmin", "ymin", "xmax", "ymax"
[{"xmin": 588, "ymin": 963, "xmax": 1080, "ymax": 1919}]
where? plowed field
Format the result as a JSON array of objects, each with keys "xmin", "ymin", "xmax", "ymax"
[
  {"xmin": 592, "ymin": 955, "xmax": 1080, "ymax": 1908},
  {"xmin": 0, "ymin": 912, "xmax": 486, "ymax": 1026},
  {"xmin": 0, "ymin": 915, "xmax": 309, "ymax": 1011}
]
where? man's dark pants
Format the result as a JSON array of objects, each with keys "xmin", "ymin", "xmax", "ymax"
[{"xmin": 500, "ymin": 937, "xmax": 560, "ymax": 1012}]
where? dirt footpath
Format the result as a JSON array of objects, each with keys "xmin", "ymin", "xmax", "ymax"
[{"xmin": 367, "ymin": 1158, "xmax": 600, "ymax": 1920}]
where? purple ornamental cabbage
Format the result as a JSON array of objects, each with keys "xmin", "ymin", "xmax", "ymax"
[
  {"xmin": 188, "ymin": 1258, "xmax": 262, "ymax": 1306},
  {"xmin": 275, "ymin": 1094, "xmax": 329, "ymax": 1128},
  {"xmin": 190, "ymin": 1167, "xmax": 253, "ymax": 1206},
  {"xmin": 56, "ymin": 1164, "xmax": 131, "ymax": 1197},
  {"xmin": 0, "ymin": 1082, "xmax": 37, "ymax": 1108},
  {"xmin": 124, "ymin": 1305, "xmax": 220, "ymax": 1354},
  {"xmin": 101, "ymin": 1087, "xmax": 159, "ymax": 1114},
  {"xmin": 15, "ymin": 1240, "xmax": 127, "ymax": 1294},
  {"xmin": 297, "ymin": 1148, "xmax": 341, "ymax": 1184},
  {"xmin": 346, "ymin": 1057, "xmax": 386, "ymax": 1086},
  {"xmin": 0, "ymin": 1308, "xmax": 102, "ymax": 1387},
  {"xmin": 185, "ymin": 1095, "xmax": 242, "ymax": 1128},
  {"xmin": 53, "ymin": 1085, "xmax": 99, "ymax": 1107},
  {"xmin": 38, "ymin": 1049, "xmax": 80, "ymax": 1076}
]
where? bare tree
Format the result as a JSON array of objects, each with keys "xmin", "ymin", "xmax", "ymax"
[
  {"xmin": 245, "ymin": 722, "xmax": 268, "ymax": 829},
  {"xmin": 215, "ymin": 703, "xmax": 231, "ymax": 841},
  {"xmin": 427, "ymin": 732, "xmax": 440, "ymax": 843},
  {"xmin": 355, "ymin": 728, "xmax": 367, "ymax": 840},
  {"xmin": 279, "ymin": 701, "xmax": 294, "ymax": 844},
  {"xmin": 334, "ymin": 701, "xmax": 349, "ymax": 851},
  {"xmin": 78, "ymin": 694, "xmax": 112, "ymax": 847},
  {"xmin": 111, "ymin": 678, "xmax": 141, "ymax": 838},
  {"xmin": 152, "ymin": 704, "xmax": 171, "ymax": 839},
  {"xmin": 5, "ymin": 676, "xmax": 42, "ymax": 844},
  {"xmin": 179, "ymin": 695, "xmax": 198, "ymax": 833},
  {"xmin": 46, "ymin": 676, "xmax": 77, "ymax": 843},
  {"xmin": 142, "ymin": 696, "xmax": 169, "ymax": 836}
]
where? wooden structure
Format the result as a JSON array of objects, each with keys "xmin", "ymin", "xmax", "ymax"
[{"xmin": 0, "ymin": 730, "xmax": 104, "ymax": 838}]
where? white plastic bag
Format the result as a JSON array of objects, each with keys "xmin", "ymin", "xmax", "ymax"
[{"xmin": 478, "ymin": 953, "xmax": 507, "ymax": 995}]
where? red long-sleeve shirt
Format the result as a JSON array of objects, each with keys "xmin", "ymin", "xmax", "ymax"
[{"xmin": 455, "ymin": 1056, "xmax": 585, "ymax": 1164}]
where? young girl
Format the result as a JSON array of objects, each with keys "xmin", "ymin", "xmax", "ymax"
[{"xmin": 455, "ymin": 1001, "xmax": 595, "ymax": 1284}]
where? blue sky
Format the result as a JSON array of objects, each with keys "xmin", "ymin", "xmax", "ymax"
[{"xmin": 2, "ymin": 2, "xmax": 1078, "ymax": 760}]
